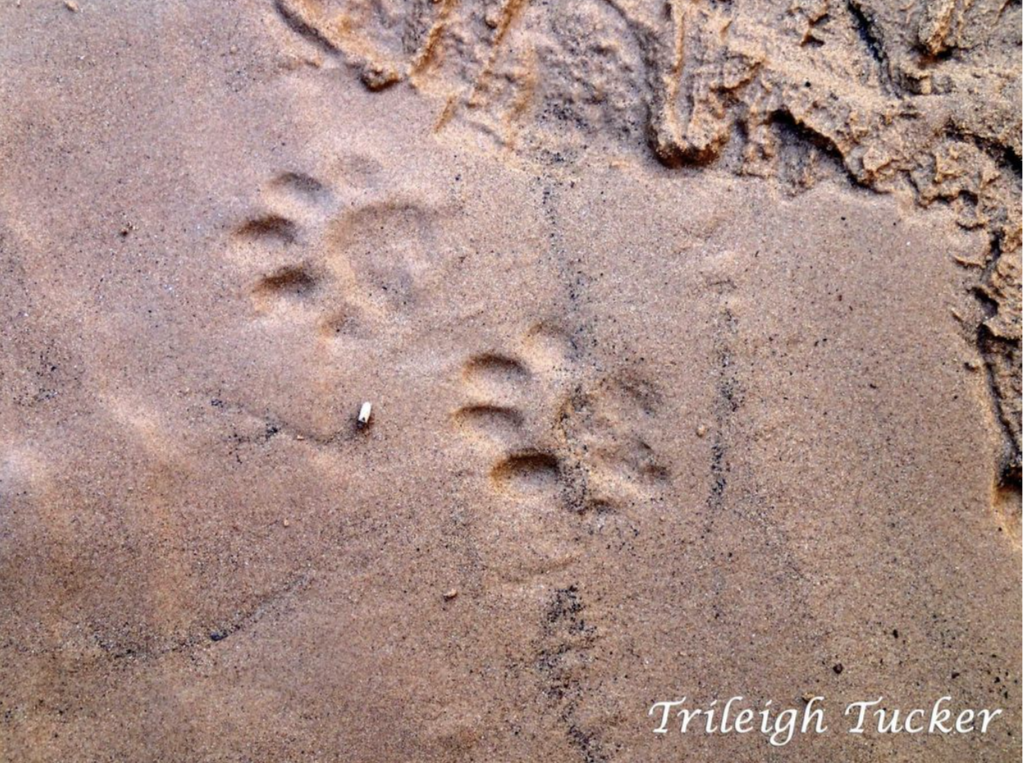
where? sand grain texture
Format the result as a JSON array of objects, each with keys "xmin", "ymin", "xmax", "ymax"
[{"xmin": 0, "ymin": 1, "xmax": 1020, "ymax": 761}]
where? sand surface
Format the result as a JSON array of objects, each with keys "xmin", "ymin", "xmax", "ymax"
[{"xmin": 0, "ymin": 1, "xmax": 1021, "ymax": 760}]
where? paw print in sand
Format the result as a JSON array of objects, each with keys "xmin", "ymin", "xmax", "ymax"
[
  {"xmin": 453, "ymin": 325, "xmax": 670, "ymax": 517},
  {"xmin": 227, "ymin": 163, "xmax": 445, "ymax": 343}
]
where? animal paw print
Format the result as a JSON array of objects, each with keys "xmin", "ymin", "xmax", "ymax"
[
  {"xmin": 555, "ymin": 372, "xmax": 671, "ymax": 512},
  {"xmin": 227, "ymin": 162, "xmax": 445, "ymax": 343},
  {"xmin": 453, "ymin": 326, "xmax": 669, "ymax": 516}
]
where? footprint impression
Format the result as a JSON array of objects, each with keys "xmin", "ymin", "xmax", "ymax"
[
  {"xmin": 454, "ymin": 326, "xmax": 670, "ymax": 520},
  {"xmin": 228, "ymin": 162, "xmax": 445, "ymax": 345}
]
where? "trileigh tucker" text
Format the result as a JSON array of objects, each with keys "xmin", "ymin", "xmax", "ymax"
[{"xmin": 649, "ymin": 696, "xmax": 1003, "ymax": 747}]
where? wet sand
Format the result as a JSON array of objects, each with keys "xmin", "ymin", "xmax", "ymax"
[{"xmin": 0, "ymin": 1, "xmax": 1020, "ymax": 760}]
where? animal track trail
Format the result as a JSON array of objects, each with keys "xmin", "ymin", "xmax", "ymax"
[
  {"xmin": 226, "ymin": 166, "xmax": 444, "ymax": 343},
  {"xmin": 453, "ymin": 327, "xmax": 670, "ymax": 517}
]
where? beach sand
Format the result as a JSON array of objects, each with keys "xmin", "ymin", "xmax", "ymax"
[{"xmin": 0, "ymin": 1, "xmax": 1020, "ymax": 760}]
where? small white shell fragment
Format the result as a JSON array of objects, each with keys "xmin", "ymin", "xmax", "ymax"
[{"xmin": 357, "ymin": 401, "xmax": 373, "ymax": 428}]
